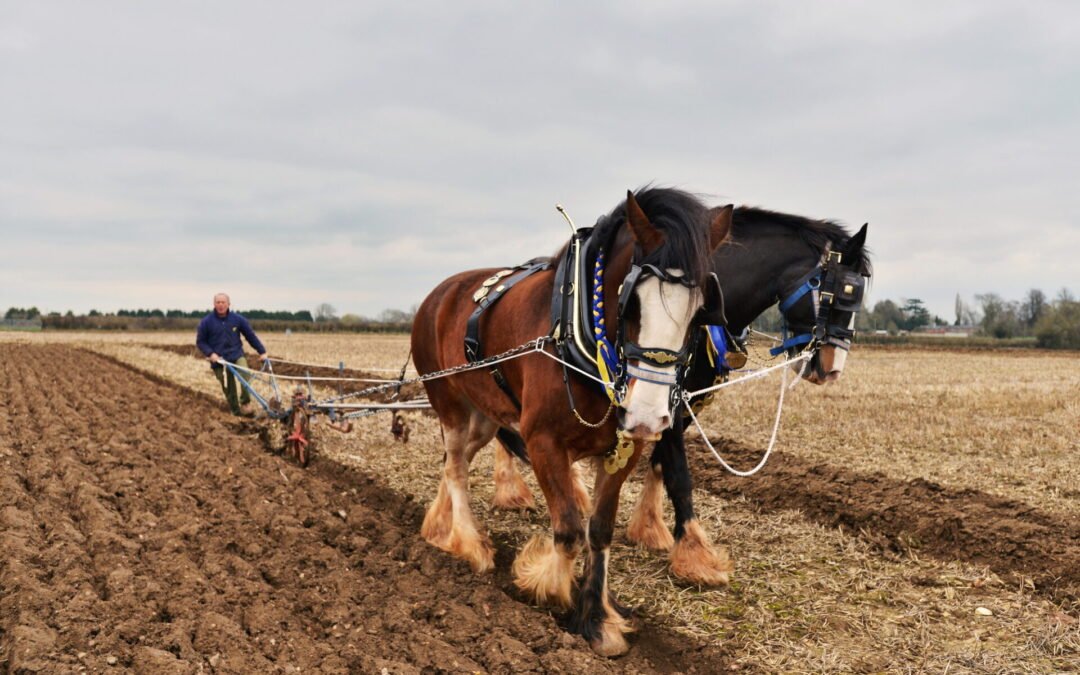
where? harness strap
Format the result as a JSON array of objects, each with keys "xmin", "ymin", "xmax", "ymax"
[
  {"xmin": 770, "ymin": 332, "xmax": 813, "ymax": 356},
  {"xmin": 778, "ymin": 266, "xmax": 822, "ymax": 314},
  {"xmin": 625, "ymin": 363, "xmax": 679, "ymax": 386},
  {"xmin": 464, "ymin": 259, "xmax": 552, "ymax": 409}
]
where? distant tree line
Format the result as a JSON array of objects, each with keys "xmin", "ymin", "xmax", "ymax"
[
  {"xmin": 750, "ymin": 287, "xmax": 1079, "ymax": 349},
  {"xmin": 113, "ymin": 308, "xmax": 315, "ymax": 321},
  {"xmin": 12, "ymin": 290, "xmax": 1079, "ymax": 348},
  {"xmin": 8, "ymin": 304, "xmax": 415, "ymax": 333},
  {"xmin": 4, "ymin": 307, "xmax": 41, "ymax": 320},
  {"xmin": 966, "ymin": 288, "xmax": 1078, "ymax": 348},
  {"xmin": 306, "ymin": 303, "xmax": 416, "ymax": 332}
]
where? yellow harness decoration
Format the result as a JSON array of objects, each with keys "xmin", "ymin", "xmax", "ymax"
[{"xmin": 591, "ymin": 249, "xmax": 620, "ymax": 403}]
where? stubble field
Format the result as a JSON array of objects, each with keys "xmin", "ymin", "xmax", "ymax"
[{"xmin": 1, "ymin": 330, "xmax": 1077, "ymax": 673}]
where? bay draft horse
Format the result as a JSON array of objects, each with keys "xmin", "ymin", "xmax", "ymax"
[
  {"xmin": 411, "ymin": 187, "xmax": 731, "ymax": 656},
  {"xmin": 491, "ymin": 206, "xmax": 873, "ymax": 585}
]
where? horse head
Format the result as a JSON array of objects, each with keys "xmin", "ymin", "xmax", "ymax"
[
  {"xmin": 772, "ymin": 221, "xmax": 872, "ymax": 384},
  {"xmin": 601, "ymin": 189, "xmax": 731, "ymax": 439}
]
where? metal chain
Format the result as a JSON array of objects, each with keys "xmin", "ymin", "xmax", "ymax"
[
  {"xmin": 572, "ymin": 400, "xmax": 615, "ymax": 428},
  {"xmin": 743, "ymin": 329, "xmax": 783, "ymax": 368},
  {"xmin": 320, "ymin": 336, "xmax": 554, "ymax": 405}
]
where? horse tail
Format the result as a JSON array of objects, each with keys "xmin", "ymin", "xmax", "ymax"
[{"xmin": 496, "ymin": 428, "xmax": 530, "ymax": 465}]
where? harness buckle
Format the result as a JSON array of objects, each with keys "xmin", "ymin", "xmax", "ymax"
[{"xmin": 826, "ymin": 250, "xmax": 843, "ymax": 265}]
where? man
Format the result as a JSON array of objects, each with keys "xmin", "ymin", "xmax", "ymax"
[{"xmin": 196, "ymin": 293, "xmax": 268, "ymax": 416}]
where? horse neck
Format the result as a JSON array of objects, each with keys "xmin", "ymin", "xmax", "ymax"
[{"xmin": 713, "ymin": 227, "xmax": 821, "ymax": 332}]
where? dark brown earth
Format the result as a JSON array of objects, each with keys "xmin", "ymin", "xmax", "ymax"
[
  {"xmin": 0, "ymin": 344, "xmax": 731, "ymax": 674},
  {"xmin": 685, "ymin": 436, "xmax": 1080, "ymax": 610}
]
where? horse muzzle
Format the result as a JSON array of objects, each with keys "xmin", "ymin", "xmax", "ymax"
[
  {"xmin": 804, "ymin": 346, "xmax": 847, "ymax": 385},
  {"xmin": 617, "ymin": 407, "xmax": 669, "ymax": 441}
]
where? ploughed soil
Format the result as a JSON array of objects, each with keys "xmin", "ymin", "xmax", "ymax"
[
  {"xmin": 0, "ymin": 344, "xmax": 728, "ymax": 674},
  {"xmin": 685, "ymin": 436, "xmax": 1080, "ymax": 609}
]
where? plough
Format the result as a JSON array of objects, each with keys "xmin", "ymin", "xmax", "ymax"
[{"xmin": 221, "ymin": 357, "xmax": 429, "ymax": 467}]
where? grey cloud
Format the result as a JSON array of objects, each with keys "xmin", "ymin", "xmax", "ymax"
[{"xmin": 2, "ymin": 1, "xmax": 1078, "ymax": 319}]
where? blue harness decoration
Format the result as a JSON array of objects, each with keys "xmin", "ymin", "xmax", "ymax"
[
  {"xmin": 770, "ymin": 266, "xmax": 822, "ymax": 356},
  {"xmin": 592, "ymin": 248, "xmax": 621, "ymax": 402},
  {"xmin": 705, "ymin": 324, "xmax": 731, "ymax": 373}
]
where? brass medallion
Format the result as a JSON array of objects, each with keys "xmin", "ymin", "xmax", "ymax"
[
  {"xmin": 603, "ymin": 431, "xmax": 636, "ymax": 475},
  {"xmin": 482, "ymin": 269, "xmax": 514, "ymax": 287},
  {"xmin": 725, "ymin": 351, "xmax": 748, "ymax": 369},
  {"xmin": 642, "ymin": 350, "xmax": 678, "ymax": 365}
]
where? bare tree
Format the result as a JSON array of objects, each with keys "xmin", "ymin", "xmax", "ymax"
[
  {"xmin": 313, "ymin": 303, "xmax": 338, "ymax": 322},
  {"xmin": 1020, "ymin": 289, "xmax": 1047, "ymax": 328}
]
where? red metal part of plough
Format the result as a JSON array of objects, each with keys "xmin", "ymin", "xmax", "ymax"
[{"xmin": 284, "ymin": 390, "xmax": 311, "ymax": 467}]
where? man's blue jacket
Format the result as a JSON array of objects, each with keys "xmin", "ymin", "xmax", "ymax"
[{"xmin": 196, "ymin": 311, "xmax": 266, "ymax": 366}]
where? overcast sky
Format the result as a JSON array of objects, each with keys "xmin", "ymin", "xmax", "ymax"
[{"xmin": 2, "ymin": 1, "xmax": 1077, "ymax": 321}]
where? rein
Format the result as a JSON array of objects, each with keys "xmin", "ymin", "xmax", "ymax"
[{"xmin": 682, "ymin": 350, "xmax": 811, "ymax": 477}]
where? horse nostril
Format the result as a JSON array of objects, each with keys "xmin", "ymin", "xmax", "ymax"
[{"xmin": 658, "ymin": 415, "xmax": 671, "ymax": 430}]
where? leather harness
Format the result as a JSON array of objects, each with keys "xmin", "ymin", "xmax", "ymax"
[{"xmin": 463, "ymin": 258, "xmax": 552, "ymax": 409}]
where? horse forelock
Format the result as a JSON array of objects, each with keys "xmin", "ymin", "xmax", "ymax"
[{"xmin": 597, "ymin": 187, "xmax": 713, "ymax": 287}]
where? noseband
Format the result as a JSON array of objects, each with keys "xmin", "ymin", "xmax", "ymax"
[{"xmin": 770, "ymin": 248, "xmax": 867, "ymax": 360}]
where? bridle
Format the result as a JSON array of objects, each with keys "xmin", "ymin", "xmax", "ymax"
[
  {"xmin": 770, "ymin": 246, "xmax": 868, "ymax": 373},
  {"xmin": 592, "ymin": 246, "xmax": 704, "ymax": 409}
]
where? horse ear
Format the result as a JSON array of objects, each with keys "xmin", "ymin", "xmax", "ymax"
[
  {"xmin": 844, "ymin": 223, "xmax": 868, "ymax": 256},
  {"xmin": 709, "ymin": 204, "xmax": 733, "ymax": 252},
  {"xmin": 625, "ymin": 189, "xmax": 665, "ymax": 253}
]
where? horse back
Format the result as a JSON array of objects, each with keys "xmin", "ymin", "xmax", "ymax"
[{"xmin": 411, "ymin": 267, "xmax": 558, "ymax": 426}]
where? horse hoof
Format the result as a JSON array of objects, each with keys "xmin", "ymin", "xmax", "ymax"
[
  {"xmin": 492, "ymin": 487, "xmax": 536, "ymax": 511},
  {"xmin": 452, "ymin": 534, "xmax": 495, "ymax": 574},
  {"xmin": 589, "ymin": 622, "xmax": 631, "ymax": 657},
  {"xmin": 512, "ymin": 535, "xmax": 574, "ymax": 608},
  {"xmin": 669, "ymin": 520, "xmax": 733, "ymax": 586},
  {"xmin": 626, "ymin": 515, "xmax": 674, "ymax": 551}
]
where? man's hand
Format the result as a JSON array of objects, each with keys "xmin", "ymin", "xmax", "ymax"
[
  {"xmin": 209, "ymin": 353, "xmax": 221, "ymax": 363},
  {"xmin": 259, "ymin": 353, "xmax": 269, "ymax": 363}
]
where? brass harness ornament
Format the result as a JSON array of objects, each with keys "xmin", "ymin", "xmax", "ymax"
[
  {"xmin": 472, "ymin": 269, "xmax": 515, "ymax": 303},
  {"xmin": 641, "ymin": 350, "xmax": 678, "ymax": 365},
  {"xmin": 603, "ymin": 429, "xmax": 636, "ymax": 475}
]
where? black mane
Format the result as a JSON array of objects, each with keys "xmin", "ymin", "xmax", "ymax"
[
  {"xmin": 591, "ymin": 187, "xmax": 713, "ymax": 287},
  {"xmin": 733, "ymin": 206, "xmax": 873, "ymax": 275}
]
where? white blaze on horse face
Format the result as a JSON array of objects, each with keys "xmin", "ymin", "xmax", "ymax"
[
  {"xmin": 825, "ymin": 313, "xmax": 855, "ymax": 377},
  {"xmin": 621, "ymin": 272, "xmax": 702, "ymax": 439},
  {"xmin": 806, "ymin": 313, "xmax": 855, "ymax": 384}
]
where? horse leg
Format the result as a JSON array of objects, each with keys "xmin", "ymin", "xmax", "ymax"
[
  {"xmin": 512, "ymin": 436, "xmax": 584, "ymax": 609},
  {"xmin": 571, "ymin": 458, "xmax": 593, "ymax": 515},
  {"xmin": 421, "ymin": 410, "xmax": 499, "ymax": 572},
  {"xmin": 492, "ymin": 444, "xmax": 536, "ymax": 511},
  {"xmin": 570, "ymin": 441, "xmax": 643, "ymax": 657},
  {"xmin": 626, "ymin": 440, "xmax": 674, "ymax": 551},
  {"xmin": 660, "ymin": 418, "xmax": 733, "ymax": 586}
]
